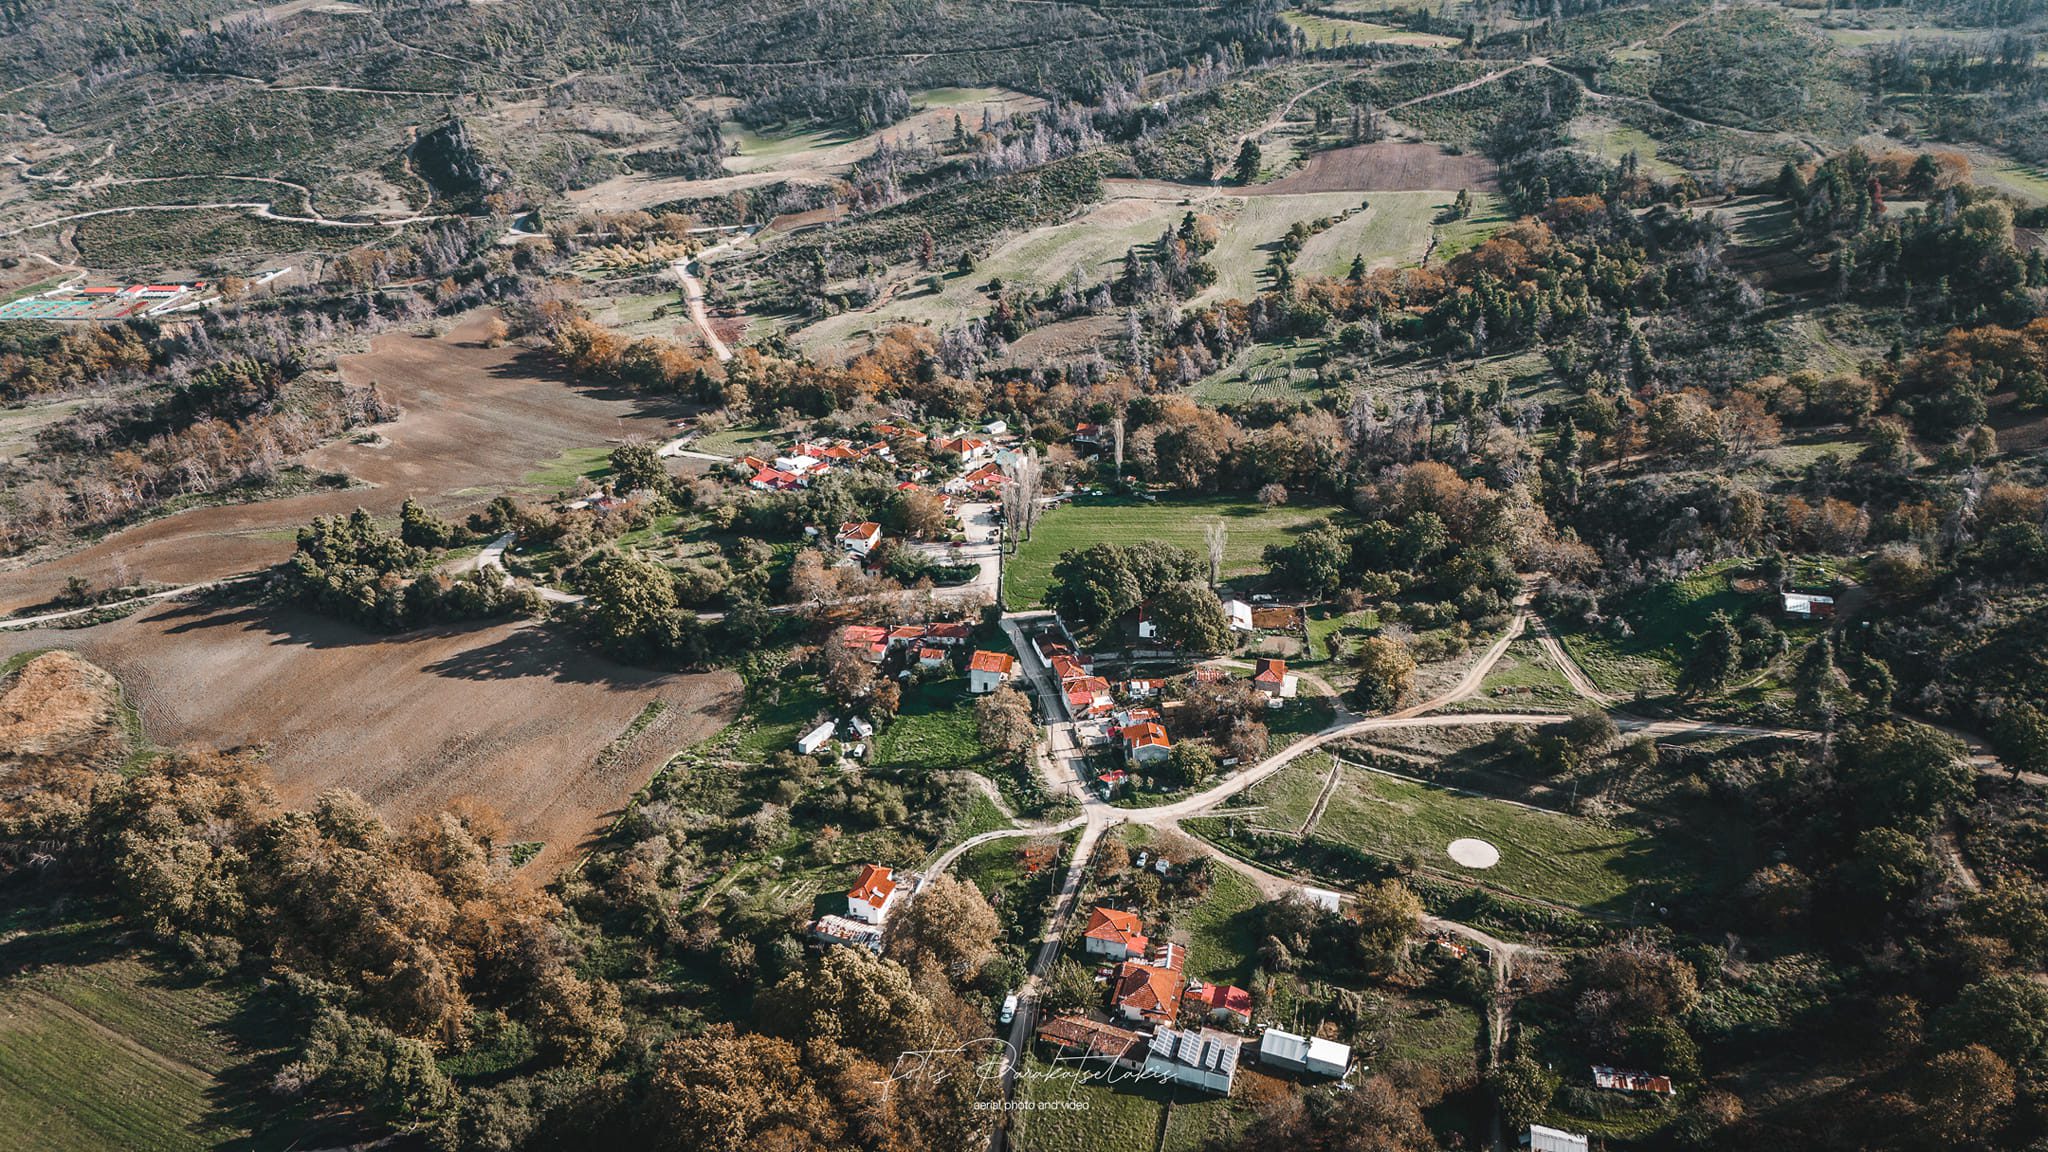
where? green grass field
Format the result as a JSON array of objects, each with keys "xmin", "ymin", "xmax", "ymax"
[
  {"xmin": 1568, "ymin": 116, "xmax": 1687, "ymax": 178},
  {"xmin": 1374, "ymin": 991, "xmax": 1484, "ymax": 1081},
  {"xmin": 1187, "ymin": 338, "xmax": 1334, "ymax": 406},
  {"xmin": 732, "ymin": 673, "xmax": 832, "ymax": 762},
  {"xmin": 873, "ymin": 675, "xmax": 986, "ymax": 771},
  {"xmin": 792, "ymin": 189, "xmax": 1185, "ymax": 352},
  {"xmin": 1181, "ymin": 863, "xmax": 1264, "ymax": 986},
  {"xmin": 1283, "ymin": 10, "xmax": 1460, "ymax": 47},
  {"xmin": 1554, "ymin": 559, "xmax": 1761, "ymax": 698},
  {"xmin": 516, "ymin": 445, "xmax": 614, "ymax": 492},
  {"xmin": 1220, "ymin": 757, "xmax": 1660, "ymax": 911},
  {"xmin": 690, "ymin": 420, "xmax": 784, "ymax": 459},
  {"xmin": 1292, "ymin": 190, "xmax": 1507, "ymax": 278},
  {"xmin": 1012, "ymin": 1051, "xmax": 1167, "ymax": 1151},
  {"xmin": 1314, "ymin": 767, "xmax": 1649, "ymax": 909},
  {"xmin": 1306, "ymin": 606, "xmax": 1379, "ymax": 662},
  {"xmin": 0, "ymin": 926, "xmax": 336, "ymax": 1152},
  {"xmin": 1003, "ymin": 494, "xmax": 1351, "ymax": 609},
  {"xmin": 1196, "ymin": 191, "xmax": 1372, "ymax": 304},
  {"xmin": 1441, "ymin": 639, "xmax": 1581, "ymax": 713}
]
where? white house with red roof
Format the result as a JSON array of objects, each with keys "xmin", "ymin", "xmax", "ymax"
[
  {"xmin": 1082, "ymin": 905, "xmax": 1150, "ymax": 960},
  {"xmin": 1253, "ymin": 658, "xmax": 1298, "ymax": 700},
  {"xmin": 749, "ymin": 466, "xmax": 803, "ymax": 491},
  {"xmin": 1190, "ymin": 981, "xmax": 1253, "ymax": 1025},
  {"xmin": 1122, "ymin": 720, "xmax": 1173, "ymax": 765},
  {"xmin": 968, "ymin": 650, "xmax": 1017, "ymax": 694},
  {"xmin": 846, "ymin": 864, "xmax": 900, "ymax": 924},
  {"xmin": 841, "ymin": 625, "xmax": 890, "ymax": 663},
  {"xmin": 925, "ymin": 621, "xmax": 972, "ymax": 645},
  {"xmin": 839, "ymin": 521, "xmax": 884, "ymax": 557}
]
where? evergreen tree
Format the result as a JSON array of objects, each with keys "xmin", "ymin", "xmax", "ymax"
[{"xmin": 1679, "ymin": 612, "xmax": 1742, "ymax": 696}]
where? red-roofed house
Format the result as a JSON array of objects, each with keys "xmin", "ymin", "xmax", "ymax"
[
  {"xmin": 846, "ymin": 864, "xmax": 900, "ymax": 925},
  {"xmin": 750, "ymin": 466, "xmax": 803, "ymax": 491},
  {"xmin": 1065, "ymin": 676, "xmax": 1114, "ymax": 718},
  {"xmin": 917, "ymin": 646, "xmax": 948, "ymax": 670},
  {"xmin": 1114, "ymin": 959, "xmax": 1187, "ymax": 1025},
  {"xmin": 842, "ymin": 625, "xmax": 890, "ymax": 663},
  {"xmin": 935, "ymin": 435, "xmax": 992, "ymax": 461},
  {"xmin": 1122, "ymin": 721, "xmax": 1172, "ymax": 766},
  {"xmin": 1253, "ymin": 658, "xmax": 1292, "ymax": 697},
  {"xmin": 1191, "ymin": 982, "xmax": 1252, "ymax": 1024},
  {"xmin": 888, "ymin": 624, "xmax": 930, "ymax": 646},
  {"xmin": 1083, "ymin": 906, "xmax": 1149, "ymax": 961},
  {"xmin": 968, "ymin": 650, "xmax": 1017, "ymax": 694},
  {"xmin": 926, "ymin": 622, "xmax": 971, "ymax": 645},
  {"xmin": 1049, "ymin": 654, "xmax": 1089, "ymax": 683},
  {"xmin": 840, "ymin": 521, "xmax": 883, "ymax": 557}
]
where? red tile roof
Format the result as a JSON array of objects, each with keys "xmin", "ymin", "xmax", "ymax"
[
  {"xmin": 1253, "ymin": 658, "xmax": 1287, "ymax": 684},
  {"xmin": 842, "ymin": 626, "xmax": 888, "ymax": 646},
  {"xmin": 1114, "ymin": 960, "xmax": 1186, "ymax": 1022},
  {"xmin": 1123, "ymin": 721, "xmax": 1171, "ymax": 749},
  {"xmin": 1083, "ymin": 906, "xmax": 1148, "ymax": 952},
  {"xmin": 1195, "ymin": 983, "xmax": 1252, "ymax": 1018},
  {"xmin": 927, "ymin": 622, "xmax": 971, "ymax": 641},
  {"xmin": 849, "ymin": 864, "xmax": 897, "ymax": 905},
  {"xmin": 970, "ymin": 650, "xmax": 1017, "ymax": 675},
  {"xmin": 1036, "ymin": 1016, "xmax": 1144, "ymax": 1062}
]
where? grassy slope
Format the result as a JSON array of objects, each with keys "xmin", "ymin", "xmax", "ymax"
[
  {"xmin": 1315, "ymin": 767, "xmax": 1648, "ymax": 909},
  {"xmin": 1293, "ymin": 190, "xmax": 1509, "ymax": 278},
  {"xmin": 0, "ymin": 927, "xmax": 327, "ymax": 1152},
  {"xmin": 1004, "ymin": 494, "xmax": 1349, "ymax": 609}
]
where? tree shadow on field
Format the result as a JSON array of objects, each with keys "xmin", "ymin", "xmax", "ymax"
[
  {"xmin": 143, "ymin": 600, "xmax": 672, "ymax": 690},
  {"xmin": 483, "ymin": 344, "xmax": 695, "ymax": 424},
  {"xmin": 418, "ymin": 621, "xmax": 674, "ymax": 687}
]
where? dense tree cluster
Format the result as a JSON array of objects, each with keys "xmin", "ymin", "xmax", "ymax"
[{"xmin": 279, "ymin": 507, "xmax": 535, "ymax": 631}]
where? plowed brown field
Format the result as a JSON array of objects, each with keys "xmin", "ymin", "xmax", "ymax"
[
  {"xmin": 0, "ymin": 312, "xmax": 687, "ymax": 614},
  {"xmin": 0, "ymin": 601, "xmax": 739, "ymax": 873}
]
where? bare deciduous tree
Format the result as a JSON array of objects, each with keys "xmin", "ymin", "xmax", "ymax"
[
  {"xmin": 1205, "ymin": 519, "xmax": 1227, "ymax": 587},
  {"xmin": 1003, "ymin": 449, "xmax": 1045, "ymax": 542}
]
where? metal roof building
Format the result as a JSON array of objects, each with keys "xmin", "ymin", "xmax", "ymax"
[
  {"xmin": 1142, "ymin": 1027, "xmax": 1241, "ymax": 1094},
  {"xmin": 1257, "ymin": 1027, "xmax": 1351, "ymax": 1078},
  {"xmin": 1527, "ymin": 1124, "xmax": 1590, "ymax": 1152}
]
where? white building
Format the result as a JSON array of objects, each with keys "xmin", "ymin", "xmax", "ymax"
[
  {"xmin": 1222, "ymin": 599, "xmax": 1255, "ymax": 632},
  {"xmin": 1527, "ymin": 1124, "xmax": 1590, "ymax": 1152},
  {"xmin": 1258, "ymin": 1027, "xmax": 1351, "ymax": 1078},
  {"xmin": 796, "ymin": 721, "xmax": 837, "ymax": 756},
  {"xmin": 845, "ymin": 864, "xmax": 900, "ymax": 924},
  {"xmin": 1297, "ymin": 886, "xmax": 1344, "ymax": 914},
  {"xmin": 840, "ymin": 521, "xmax": 883, "ymax": 557},
  {"xmin": 1142, "ymin": 1027, "xmax": 1241, "ymax": 1094},
  {"xmin": 1781, "ymin": 591, "xmax": 1836, "ymax": 618},
  {"xmin": 968, "ymin": 650, "xmax": 1017, "ymax": 694}
]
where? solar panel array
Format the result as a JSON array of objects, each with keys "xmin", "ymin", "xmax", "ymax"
[{"xmin": 1149, "ymin": 1027, "xmax": 1240, "ymax": 1075}]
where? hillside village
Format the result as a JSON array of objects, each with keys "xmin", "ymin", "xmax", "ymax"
[{"xmin": 3, "ymin": 0, "xmax": 2048, "ymax": 1150}]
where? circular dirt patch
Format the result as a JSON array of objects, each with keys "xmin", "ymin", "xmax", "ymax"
[{"xmin": 1447, "ymin": 838, "xmax": 1501, "ymax": 869}]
